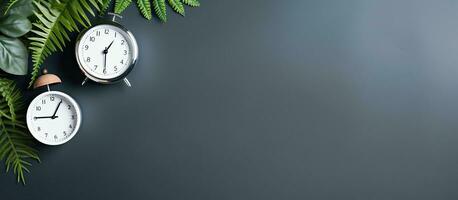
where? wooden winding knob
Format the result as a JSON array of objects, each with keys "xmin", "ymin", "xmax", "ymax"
[{"xmin": 33, "ymin": 69, "xmax": 62, "ymax": 89}]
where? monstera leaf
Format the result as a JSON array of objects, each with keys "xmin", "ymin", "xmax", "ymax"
[{"xmin": 0, "ymin": 36, "xmax": 28, "ymax": 75}]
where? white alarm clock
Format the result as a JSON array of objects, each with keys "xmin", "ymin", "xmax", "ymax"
[
  {"xmin": 26, "ymin": 70, "xmax": 82, "ymax": 145},
  {"xmin": 75, "ymin": 13, "xmax": 138, "ymax": 87}
]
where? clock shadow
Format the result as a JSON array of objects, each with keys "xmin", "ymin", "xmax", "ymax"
[{"xmin": 31, "ymin": 142, "xmax": 64, "ymax": 165}]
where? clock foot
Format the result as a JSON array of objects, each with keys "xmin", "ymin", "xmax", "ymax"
[
  {"xmin": 123, "ymin": 78, "xmax": 131, "ymax": 87},
  {"xmin": 81, "ymin": 77, "xmax": 88, "ymax": 86}
]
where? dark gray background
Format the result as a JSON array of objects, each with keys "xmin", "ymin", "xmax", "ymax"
[{"xmin": 2, "ymin": 0, "xmax": 458, "ymax": 199}]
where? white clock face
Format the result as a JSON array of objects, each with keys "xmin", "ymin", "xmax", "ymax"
[
  {"xmin": 77, "ymin": 24, "xmax": 134, "ymax": 80},
  {"xmin": 26, "ymin": 91, "xmax": 82, "ymax": 145}
]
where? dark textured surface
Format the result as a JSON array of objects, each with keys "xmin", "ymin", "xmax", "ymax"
[{"xmin": 3, "ymin": 0, "xmax": 458, "ymax": 199}]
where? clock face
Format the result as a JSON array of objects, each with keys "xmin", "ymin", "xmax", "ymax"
[
  {"xmin": 26, "ymin": 91, "xmax": 82, "ymax": 145},
  {"xmin": 76, "ymin": 24, "xmax": 136, "ymax": 80}
]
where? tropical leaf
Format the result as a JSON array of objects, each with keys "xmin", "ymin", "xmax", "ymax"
[
  {"xmin": 181, "ymin": 0, "xmax": 199, "ymax": 7},
  {"xmin": 0, "ymin": 35, "xmax": 28, "ymax": 75},
  {"xmin": 136, "ymin": 0, "xmax": 151, "ymax": 20},
  {"xmin": 0, "ymin": 14, "xmax": 32, "ymax": 37},
  {"xmin": 2, "ymin": 0, "xmax": 34, "ymax": 16},
  {"xmin": 2, "ymin": 0, "xmax": 19, "ymax": 15},
  {"xmin": 168, "ymin": 0, "xmax": 184, "ymax": 16},
  {"xmin": 114, "ymin": 0, "xmax": 131, "ymax": 14},
  {"xmin": 28, "ymin": 0, "xmax": 101, "ymax": 87},
  {"xmin": 0, "ymin": 78, "xmax": 39, "ymax": 184},
  {"xmin": 152, "ymin": 0, "xmax": 166, "ymax": 22}
]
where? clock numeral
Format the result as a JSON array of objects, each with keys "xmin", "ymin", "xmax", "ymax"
[
  {"xmin": 86, "ymin": 57, "xmax": 91, "ymax": 62},
  {"xmin": 50, "ymin": 96, "xmax": 55, "ymax": 101},
  {"xmin": 63, "ymin": 131, "xmax": 67, "ymax": 136},
  {"xmin": 96, "ymin": 31, "xmax": 100, "ymax": 36},
  {"xmin": 44, "ymin": 133, "xmax": 48, "ymax": 137},
  {"xmin": 36, "ymin": 106, "xmax": 41, "ymax": 111},
  {"xmin": 68, "ymin": 105, "xmax": 72, "ymax": 110},
  {"xmin": 104, "ymin": 29, "xmax": 109, "ymax": 34},
  {"xmin": 69, "ymin": 124, "xmax": 73, "ymax": 129},
  {"xmin": 84, "ymin": 45, "xmax": 89, "ymax": 50},
  {"xmin": 37, "ymin": 127, "xmax": 41, "ymax": 131},
  {"xmin": 103, "ymin": 68, "xmax": 107, "ymax": 74},
  {"xmin": 123, "ymin": 50, "xmax": 127, "ymax": 55},
  {"xmin": 42, "ymin": 99, "xmax": 46, "ymax": 104},
  {"xmin": 120, "ymin": 60, "xmax": 124, "ymax": 64},
  {"xmin": 71, "ymin": 115, "xmax": 75, "ymax": 120},
  {"xmin": 54, "ymin": 135, "xmax": 58, "ymax": 140},
  {"xmin": 90, "ymin": 36, "xmax": 95, "ymax": 42},
  {"xmin": 94, "ymin": 65, "xmax": 98, "ymax": 70},
  {"xmin": 114, "ymin": 66, "xmax": 118, "ymax": 71},
  {"xmin": 121, "ymin": 40, "xmax": 125, "ymax": 45},
  {"xmin": 115, "ymin": 32, "xmax": 117, "ymax": 38}
]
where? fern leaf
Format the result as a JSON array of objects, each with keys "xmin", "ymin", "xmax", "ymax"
[
  {"xmin": 152, "ymin": 0, "xmax": 166, "ymax": 22},
  {"xmin": 28, "ymin": 0, "xmax": 101, "ymax": 87},
  {"xmin": 0, "ymin": 79, "xmax": 20, "ymax": 122},
  {"xmin": 136, "ymin": 0, "xmax": 151, "ymax": 20},
  {"xmin": 0, "ymin": 78, "xmax": 39, "ymax": 184},
  {"xmin": 99, "ymin": 0, "xmax": 112, "ymax": 16},
  {"xmin": 114, "ymin": 0, "xmax": 131, "ymax": 14},
  {"xmin": 181, "ymin": 0, "xmax": 199, "ymax": 7},
  {"xmin": 168, "ymin": 0, "xmax": 184, "ymax": 16}
]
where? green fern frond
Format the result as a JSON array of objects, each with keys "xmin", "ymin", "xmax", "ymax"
[
  {"xmin": 28, "ymin": 0, "xmax": 101, "ymax": 87},
  {"xmin": 0, "ymin": 79, "xmax": 21, "ymax": 123},
  {"xmin": 152, "ymin": 0, "xmax": 166, "ymax": 22},
  {"xmin": 168, "ymin": 0, "xmax": 184, "ymax": 16},
  {"xmin": 136, "ymin": 0, "xmax": 151, "ymax": 20},
  {"xmin": 181, "ymin": 0, "xmax": 199, "ymax": 7},
  {"xmin": 0, "ymin": 78, "xmax": 39, "ymax": 184},
  {"xmin": 99, "ymin": 0, "xmax": 112, "ymax": 16},
  {"xmin": 114, "ymin": 0, "xmax": 131, "ymax": 14}
]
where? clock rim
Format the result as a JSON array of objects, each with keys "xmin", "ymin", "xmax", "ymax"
[
  {"xmin": 26, "ymin": 91, "xmax": 82, "ymax": 146},
  {"xmin": 75, "ymin": 21, "xmax": 138, "ymax": 84}
]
